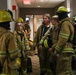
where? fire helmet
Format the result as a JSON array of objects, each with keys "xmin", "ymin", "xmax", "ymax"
[
  {"xmin": 16, "ymin": 17, "xmax": 24, "ymax": 23},
  {"xmin": 0, "ymin": 10, "xmax": 12, "ymax": 23},
  {"xmin": 57, "ymin": 6, "xmax": 69, "ymax": 13}
]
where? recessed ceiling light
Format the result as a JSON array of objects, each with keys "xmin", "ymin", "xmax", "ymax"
[
  {"xmin": 40, "ymin": 0, "xmax": 43, "ymax": 2},
  {"xmin": 37, "ymin": 5, "xmax": 40, "ymax": 7},
  {"xmin": 23, "ymin": 0, "xmax": 31, "ymax": 5}
]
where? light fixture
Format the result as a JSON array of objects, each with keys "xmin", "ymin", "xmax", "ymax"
[
  {"xmin": 23, "ymin": 0, "xmax": 31, "ymax": 5},
  {"xmin": 37, "ymin": 5, "xmax": 41, "ymax": 7},
  {"xmin": 40, "ymin": 0, "xmax": 43, "ymax": 2}
]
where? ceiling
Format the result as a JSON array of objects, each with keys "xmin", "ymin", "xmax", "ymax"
[{"xmin": 15, "ymin": 0, "xmax": 65, "ymax": 8}]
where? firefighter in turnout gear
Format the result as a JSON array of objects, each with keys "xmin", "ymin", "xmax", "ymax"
[
  {"xmin": 34, "ymin": 14, "xmax": 53, "ymax": 75},
  {"xmin": 14, "ymin": 17, "xmax": 30, "ymax": 75},
  {"xmin": 71, "ymin": 16, "xmax": 76, "ymax": 71},
  {"xmin": 16, "ymin": 17, "xmax": 24, "ymax": 23},
  {"xmin": 48, "ymin": 15, "xmax": 59, "ymax": 75},
  {"xmin": 49, "ymin": 6, "xmax": 74, "ymax": 75},
  {"xmin": 0, "ymin": 10, "xmax": 20, "ymax": 75},
  {"xmin": 23, "ymin": 20, "xmax": 31, "ymax": 40}
]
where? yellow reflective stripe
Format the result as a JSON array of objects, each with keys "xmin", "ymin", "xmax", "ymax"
[
  {"xmin": 62, "ymin": 50, "xmax": 74, "ymax": 53},
  {"xmin": 0, "ymin": 51, "xmax": 6, "ymax": 57},
  {"xmin": 9, "ymin": 49, "xmax": 18, "ymax": 56},
  {"xmin": 59, "ymin": 33, "xmax": 69, "ymax": 39},
  {"xmin": 62, "ymin": 48, "xmax": 74, "ymax": 52},
  {"xmin": 44, "ymin": 40, "xmax": 49, "ymax": 48},
  {"xmin": 55, "ymin": 45, "xmax": 61, "ymax": 51}
]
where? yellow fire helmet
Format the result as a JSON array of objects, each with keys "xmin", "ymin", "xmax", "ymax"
[
  {"xmin": 57, "ymin": 6, "xmax": 69, "ymax": 13},
  {"xmin": 0, "ymin": 10, "xmax": 12, "ymax": 23},
  {"xmin": 44, "ymin": 39, "xmax": 49, "ymax": 48},
  {"xmin": 16, "ymin": 17, "xmax": 24, "ymax": 23}
]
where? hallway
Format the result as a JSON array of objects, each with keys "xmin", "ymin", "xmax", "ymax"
[{"xmin": 29, "ymin": 55, "xmax": 40, "ymax": 75}]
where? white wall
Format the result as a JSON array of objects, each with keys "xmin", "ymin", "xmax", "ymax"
[{"xmin": 7, "ymin": 0, "xmax": 19, "ymax": 32}]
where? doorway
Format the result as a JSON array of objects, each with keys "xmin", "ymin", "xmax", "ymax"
[{"xmin": 25, "ymin": 15, "xmax": 43, "ymax": 41}]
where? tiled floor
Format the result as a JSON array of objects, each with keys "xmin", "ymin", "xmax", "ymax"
[{"xmin": 29, "ymin": 55, "xmax": 40, "ymax": 75}]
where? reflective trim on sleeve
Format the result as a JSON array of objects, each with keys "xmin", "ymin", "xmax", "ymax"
[
  {"xmin": 9, "ymin": 49, "xmax": 18, "ymax": 56},
  {"xmin": 59, "ymin": 33, "xmax": 69, "ymax": 39},
  {"xmin": 55, "ymin": 45, "xmax": 61, "ymax": 51},
  {"xmin": 62, "ymin": 48, "xmax": 74, "ymax": 53},
  {"xmin": 0, "ymin": 51, "xmax": 6, "ymax": 57}
]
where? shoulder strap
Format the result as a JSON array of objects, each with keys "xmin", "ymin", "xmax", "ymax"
[{"xmin": 39, "ymin": 26, "xmax": 52, "ymax": 45}]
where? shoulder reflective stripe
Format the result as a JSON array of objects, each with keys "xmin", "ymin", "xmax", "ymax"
[{"xmin": 59, "ymin": 33, "xmax": 69, "ymax": 39}]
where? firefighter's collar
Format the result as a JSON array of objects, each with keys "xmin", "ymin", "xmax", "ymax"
[{"xmin": 45, "ymin": 25, "xmax": 50, "ymax": 27}]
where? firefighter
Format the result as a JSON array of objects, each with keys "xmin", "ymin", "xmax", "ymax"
[
  {"xmin": 71, "ymin": 16, "xmax": 76, "ymax": 71},
  {"xmin": 49, "ymin": 6, "xmax": 74, "ymax": 75},
  {"xmin": 34, "ymin": 14, "xmax": 53, "ymax": 75},
  {"xmin": 23, "ymin": 20, "xmax": 32, "ymax": 55},
  {"xmin": 23, "ymin": 20, "xmax": 31, "ymax": 40},
  {"xmin": 72, "ymin": 16, "xmax": 76, "ymax": 50},
  {"xmin": 0, "ymin": 10, "xmax": 20, "ymax": 75},
  {"xmin": 42, "ymin": 15, "xmax": 59, "ymax": 75},
  {"xmin": 49, "ymin": 15, "xmax": 59, "ymax": 48},
  {"xmin": 14, "ymin": 17, "xmax": 30, "ymax": 75},
  {"xmin": 51, "ymin": 15, "xmax": 59, "ymax": 26},
  {"xmin": 50, "ymin": 15, "xmax": 59, "ymax": 75}
]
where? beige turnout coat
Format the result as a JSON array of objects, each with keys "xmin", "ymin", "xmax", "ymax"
[{"xmin": 0, "ymin": 27, "xmax": 19, "ymax": 75}]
